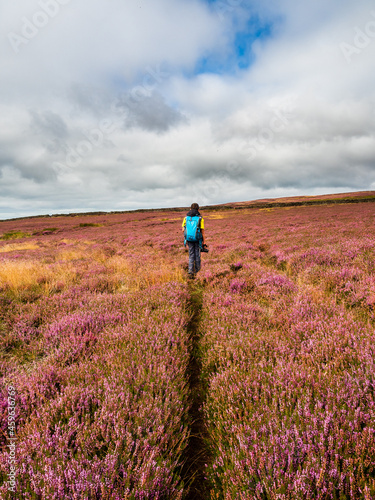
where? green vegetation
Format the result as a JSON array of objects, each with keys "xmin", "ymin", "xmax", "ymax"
[
  {"xmin": 78, "ymin": 223, "xmax": 103, "ymax": 227},
  {"xmin": 0, "ymin": 230, "xmax": 31, "ymax": 240}
]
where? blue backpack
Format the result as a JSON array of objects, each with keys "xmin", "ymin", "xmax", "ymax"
[{"xmin": 184, "ymin": 216, "xmax": 203, "ymax": 245}]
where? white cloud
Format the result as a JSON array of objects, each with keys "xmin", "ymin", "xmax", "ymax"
[
  {"xmin": 1, "ymin": 0, "xmax": 375, "ymax": 219},
  {"xmin": 2, "ymin": 0, "xmax": 224, "ymax": 89}
]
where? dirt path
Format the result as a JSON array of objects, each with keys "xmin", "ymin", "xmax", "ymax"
[{"xmin": 181, "ymin": 281, "xmax": 211, "ymax": 499}]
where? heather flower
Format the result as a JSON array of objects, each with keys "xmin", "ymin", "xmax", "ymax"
[{"xmin": 229, "ymin": 278, "xmax": 247, "ymax": 293}]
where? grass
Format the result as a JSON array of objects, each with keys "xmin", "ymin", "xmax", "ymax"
[
  {"xmin": 0, "ymin": 230, "xmax": 31, "ymax": 240},
  {"xmin": 77, "ymin": 223, "xmax": 103, "ymax": 227},
  {"xmin": 0, "ymin": 260, "xmax": 77, "ymax": 298},
  {"xmin": 0, "ymin": 242, "xmax": 39, "ymax": 253},
  {"xmin": 0, "ymin": 244, "xmax": 183, "ymax": 299}
]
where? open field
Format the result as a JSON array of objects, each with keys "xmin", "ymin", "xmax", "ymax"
[{"xmin": 1, "ymin": 196, "xmax": 375, "ymax": 499}]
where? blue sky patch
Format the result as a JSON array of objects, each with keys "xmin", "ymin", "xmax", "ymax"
[{"xmin": 194, "ymin": 8, "xmax": 276, "ymax": 76}]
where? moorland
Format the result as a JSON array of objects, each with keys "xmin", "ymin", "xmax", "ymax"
[{"xmin": 1, "ymin": 192, "xmax": 375, "ymax": 499}]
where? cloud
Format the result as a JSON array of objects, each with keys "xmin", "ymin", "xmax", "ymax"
[
  {"xmin": 117, "ymin": 91, "xmax": 187, "ymax": 133},
  {"xmin": 1, "ymin": 0, "xmax": 375, "ymax": 219},
  {"xmin": 1, "ymin": 0, "xmax": 224, "ymax": 90},
  {"xmin": 29, "ymin": 109, "xmax": 69, "ymax": 154}
]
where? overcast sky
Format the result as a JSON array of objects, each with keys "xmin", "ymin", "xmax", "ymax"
[{"xmin": 1, "ymin": 0, "xmax": 375, "ymax": 219}]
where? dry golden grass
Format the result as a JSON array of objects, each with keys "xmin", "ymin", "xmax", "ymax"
[
  {"xmin": 259, "ymin": 207, "xmax": 275, "ymax": 212},
  {"xmin": 0, "ymin": 242, "xmax": 39, "ymax": 253},
  {"xmin": 0, "ymin": 237, "xmax": 183, "ymax": 297},
  {"xmin": 104, "ymin": 254, "xmax": 183, "ymax": 291},
  {"xmin": 0, "ymin": 261, "xmax": 40, "ymax": 291},
  {"xmin": 206, "ymin": 213, "xmax": 226, "ymax": 219},
  {"xmin": 57, "ymin": 240, "xmax": 98, "ymax": 262},
  {"xmin": 0, "ymin": 260, "xmax": 77, "ymax": 296},
  {"xmin": 58, "ymin": 249, "xmax": 87, "ymax": 261},
  {"xmin": 131, "ymin": 264, "xmax": 183, "ymax": 290},
  {"xmin": 104, "ymin": 255, "xmax": 131, "ymax": 274}
]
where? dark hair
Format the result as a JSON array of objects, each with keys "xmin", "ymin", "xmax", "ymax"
[{"xmin": 191, "ymin": 203, "xmax": 199, "ymax": 210}]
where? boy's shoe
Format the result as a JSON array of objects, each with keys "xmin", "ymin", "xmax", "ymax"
[{"xmin": 188, "ymin": 273, "xmax": 195, "ymax": 279}]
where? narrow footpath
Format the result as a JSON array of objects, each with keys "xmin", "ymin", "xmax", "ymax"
[{"xmin": 181, "ymin": 281, "xmax": 210, "ymax": 500}]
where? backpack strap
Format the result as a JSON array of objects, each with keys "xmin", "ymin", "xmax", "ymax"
[
  {"xmin": 183, "ymin": 216, "xmax": 189, "ymax": 247},
  {"xmin": 197, "ymin": 217, "xmax": 202, "ymax": 237}
]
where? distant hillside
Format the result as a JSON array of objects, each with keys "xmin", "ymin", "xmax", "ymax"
[
  {"xmin": 2, "ymin": 190, "xmax": 375, "ymax": 223},
  {"xmin": 204, "ymin": 190, "xmax": 375, "ymax": 211}
]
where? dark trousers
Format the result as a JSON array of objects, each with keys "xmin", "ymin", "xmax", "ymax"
[{"xmin": 187, "ymin": 241, "xmax": 201, "ymax": 274}]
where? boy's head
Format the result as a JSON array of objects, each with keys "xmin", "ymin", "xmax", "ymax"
[{"xmin": 191, "ymin": 203, "xmax": 199, "ymax": 210}]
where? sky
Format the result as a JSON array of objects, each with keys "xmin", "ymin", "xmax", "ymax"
[{"xmin": 1, "ymin": 0, "xmax": 375, "ymax": 219}]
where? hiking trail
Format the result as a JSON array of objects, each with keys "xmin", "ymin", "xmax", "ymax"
[{"xmin": 182, "ymin": 280, "xmax": 210, "ymax": 500}]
